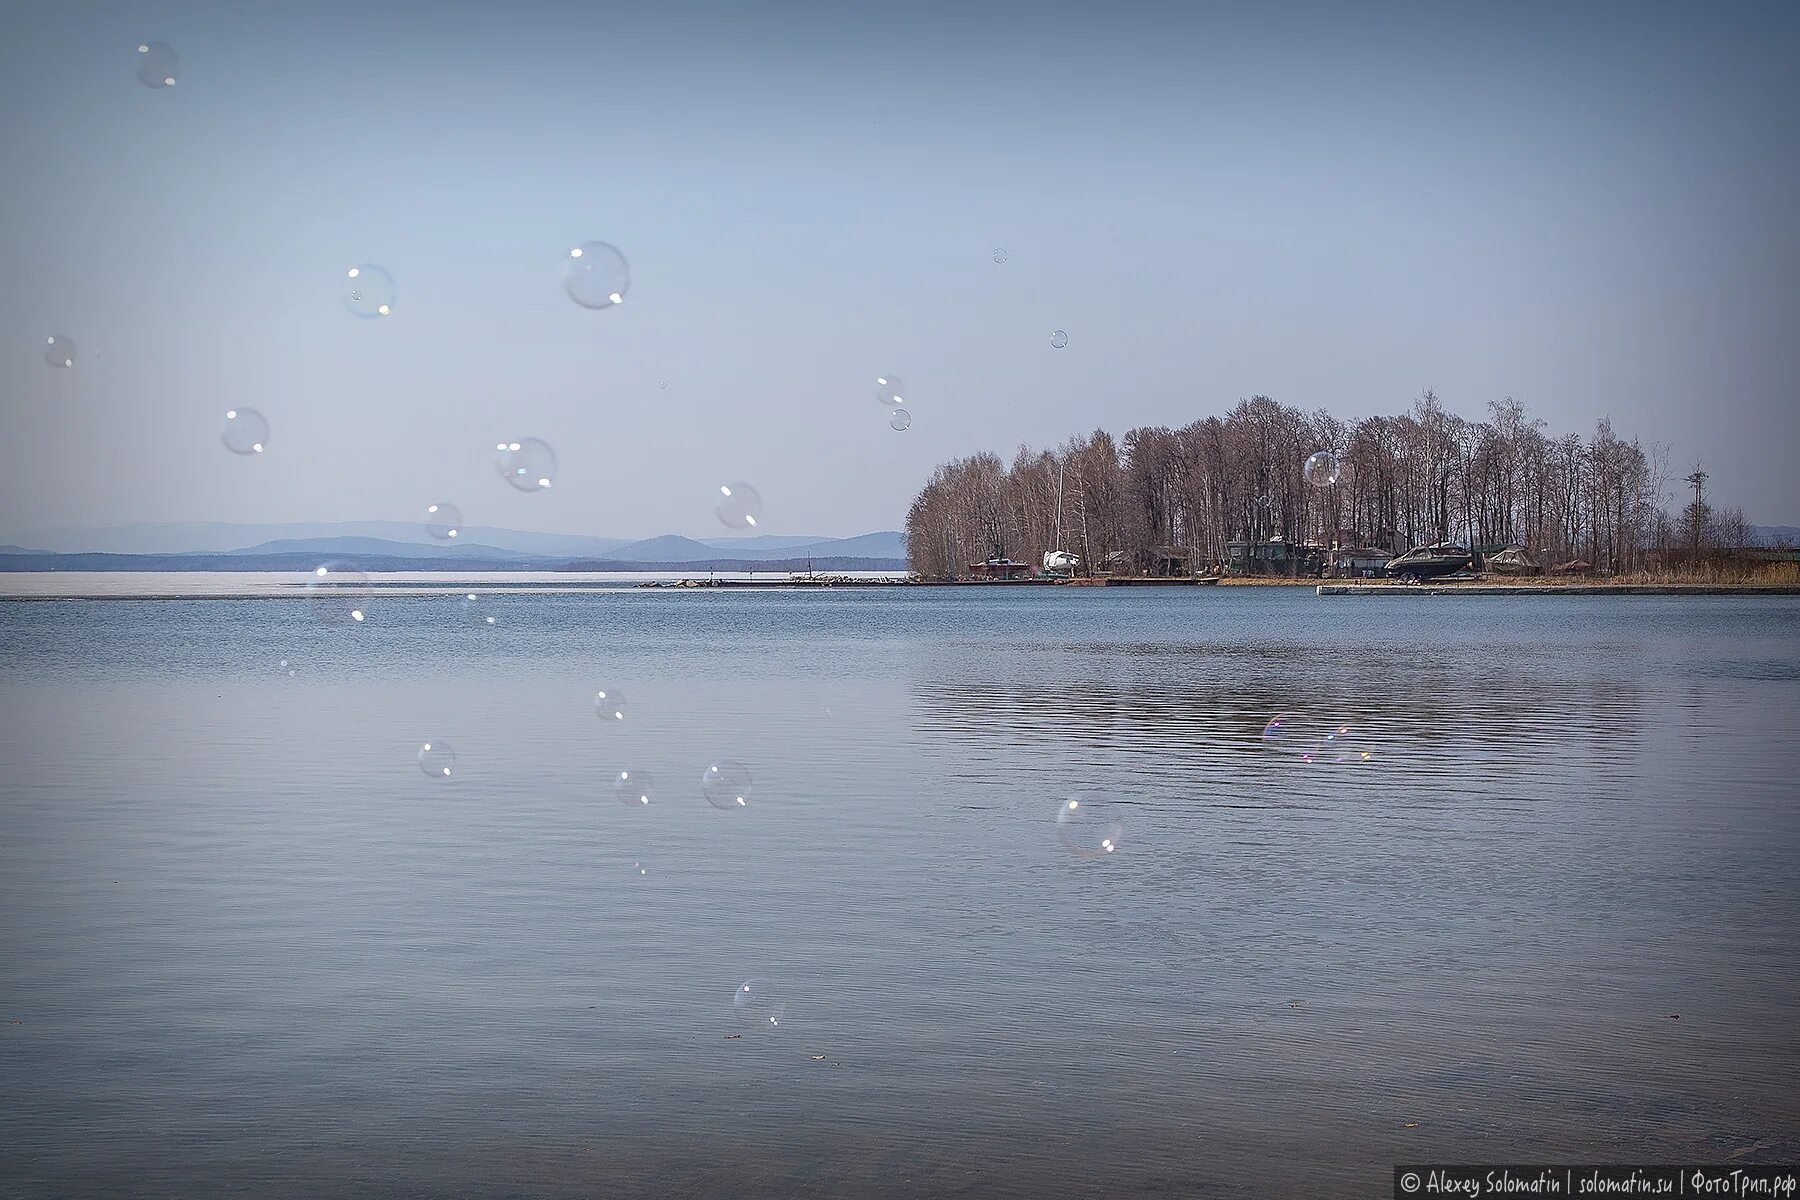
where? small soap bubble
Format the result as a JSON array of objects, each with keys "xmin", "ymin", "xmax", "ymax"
[
  {"xmin": 1260, "ymin": 713, "xmax": 1315, "ymax": 754},
  {"xmin": 1050, "ymin": 330, "xmax": 1069, "ymax": 349},
  {"xmin": 425, "ymin": 503, "xmax": 462, "ymax": 541},
  {"xmin": 733, "ymin": 978, "xmax": 786, "ymax": 1030},
  {"xmin": 702, "ymin": 760, "xmax": 752, "ymax": 810},
  {"xmin": 888, "ymin": 409, "xmax": 912, "ymax": 432},
  {"xmin": 220, "ymin": 407, "xmax": 269, "ymax": 455},
  {"xmin": 1055, "ymin": 796, "xmax": 1125, "ymax": 861},
  {"xmin": 44, "ymin": 335, "xmax": 75, "ymax": 368},
  {"xmin": 1303, "ymin": 451, "xmax": 1342, "ymax": 488},
  {"xmin": 493, "ymin": 438, "xmax": 556, "ymax": 492},
  {"xmin": 305, "ymin": 563, "xmax": 372, "ymax": 625},
  {"xmin": 564, "ymin": 241, "xmax": 630, "ymax": 309},
  {"xmin": 594, "ymin": 688, "xmax": 627, "ymax": 722},
  {"xmin": 343, "ymin": 263, "xmax": 396, "ymax": 318},
  {"xmin": 278, "ymin": 658, "xmax": 297, "ymax": 677},
  {"xmin": 630, "ymin": 859, "xmax": 648, "ymax": 878},
  {"xmin": 614, "ymin": 769, "xmax": 655, "ymax": 807},
  {"xmin": 135, "ymin": 41, "xmax": 178, "ymax": 88},
  {"xmin": 874, "ymin": 375, "xmax": 906, "ymax": 407},
  {"xmin": 993, "ymin": 248, "xmax": 1008, "ymax": 263},
  {"xmin": 418, "ymin": 740, "xmax": 455, "ymax": 779},
  {"xmin": 1305, "ymin": 722, "xmax": 1376, "ymax": 766},
  {"xmin": 715, "ymin": 481, "xmax": 764, "ymax": 530},
  {"xmin": 457, "ymin": 592, "xmax": 497, "ymax": 627}
]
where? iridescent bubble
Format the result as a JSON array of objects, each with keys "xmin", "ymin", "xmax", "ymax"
[
  {"xmin": 1260, "ymin": 713, "xmax": 1316, "ymax": 755},
  {"xmin": 702, "ymin": 760, "xmax": 752, "ymax": 810},
  {"xmin": 457, "ymin": 592, "xmax": 497, "ymax": 627},
  {"xmin": 993, "ymin": 248, "xmax": 1008, "ymax": 263},
  {"xmin": 1305, "ymin": 722, "xmax": 1376, "ymax": 766},
  {"xmin": 135, "ymin": 42, "xmax": 178, "ymax": 89},
  {"xmin": 614, "ymin": 769, "xmax": 655, "ymax": 807},
  {"xmin": 630, "ymin": 858, "xmax": 648, "ymax": 878},
  {"xmin": 1050, "ymin": 330, "xmax": 1069, "ymax": 349},
  {"xmin": 418, "ymin": 740, "xmax": 455, "ymax": 779},
  {"xmin": 732, "ymin": 978, "xmax": 786, "ymax": 1030},
  {"xmin": 494, "ymin": 438, "xmax": 556, "ymax": 492},
  {"xmin": 343, "ymin": 264, "xmax": 395, "ymax": 319},
  {"xmin": 1303, "ymin": 451, "xmax": 1342, "ymax": 488},
  {"xmin": 220, "ymin": 407, "xmax": 269, "ymax": 455},
  {"xmin": 564, "ymin": 241, "xmax": 630, "ymax": 309},
  {"xmin": 715, "ymin": 481, "xmax": 764, "ymax": 530},
  {"xmin": 305, "ymin": 563, "xmax": 372, "ymax": 625},
  {"xmin": 888, "ymin": 409, "xmax": 912, "ymax": 432},
  {"xmin": 874, "ymin": 375, "xmax": 906, "ymax": 407},
  {"xmin": 44, "ymin": 335, "xmax": 75, "ymax": 368},
  {"xmin": 594, "ymin": 688, "xmax": 627, "ymax": 723},
  {"xmin": 1055, "ymin": 796, "xmax": 1124, "ymax": 860},
  {"xmin": 425, "ymin": 502, "xmax": 462, "ymax": 541}
]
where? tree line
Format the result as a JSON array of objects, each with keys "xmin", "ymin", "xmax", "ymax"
[{"xmin": 905, "ymin": 392, "xmax": 1754, "ymax": 578}]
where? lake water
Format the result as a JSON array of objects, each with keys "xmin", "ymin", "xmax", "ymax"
[{"xmin": 2, "ymin": 588, "xmax": 1797, "ymax": 1197}]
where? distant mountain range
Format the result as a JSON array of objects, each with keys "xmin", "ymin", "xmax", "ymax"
[{"xmin": 0, "ymin": 522, "xmax": 908, "ymax": 572}]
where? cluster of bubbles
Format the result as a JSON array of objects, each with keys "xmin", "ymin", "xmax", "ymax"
[
  {"xmin": 1303, "ymin": 450, "xmax": 1342, "ymax": 489},
  {"xmin": 1260, "ymin": 714, "xmax": 1374, "ymax": 764},
  {"xmin": 874, "ymin": 374, "xmax": 911, "ymax": 434}
]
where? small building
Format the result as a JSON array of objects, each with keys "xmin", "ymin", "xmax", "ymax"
[
  {"xmin": 968, "ymin": 557, "xmax": 1033, "ymax": 580},
  {"xmin": 1328, "ymin": 546, "xmax": 1392, "ymax": 578},
  {"xmin": 1226, "ymin": 539, "xmax": 1326, "ymax": 576}
]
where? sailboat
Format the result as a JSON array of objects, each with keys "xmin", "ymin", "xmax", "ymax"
[{"xmin": 1043, "ymin": 460, "xmax": 1082, "ymax": 575}]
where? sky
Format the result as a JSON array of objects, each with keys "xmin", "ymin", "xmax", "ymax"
[{"xmin": 2, "ymin": 0, "xmax": 1796, "ymax": 541}]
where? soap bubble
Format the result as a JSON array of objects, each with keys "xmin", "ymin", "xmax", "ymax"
[
  {"xmin": 594, "ymin": 688, "xmax": 627, "ymax": 723},
  {"xmin": 418, "ymin": 740, "xmax": 455, "ymax": 779},
  {"xmin": 888, "ymin": 409, "xmax": 912, "ymax": 432},
  {"xmin": 564, "ymin": 241, "xmax": 630, "ymax": 309},
  {"xmin": 457, "ymin": 592, "xmax": 497, "ymax": 627},
  {"xmin": 1055, "ymin": 796, "xmax": 1124, "ymax": 860},
  {"xmin": 220, "ymin": 408, "xmax": 269, "ymax": 455},
  {"xmin": 135, "ymin": 42, "xmax": 178, "ymax": 88},
  {"xmin": 1050, "ymin": 330, "xmax": 1069, "ymax": 349},
  {"xmin": 44, "ymin": 335, "xmax": 75, "ymax": 368},
  {"xmin": 425, "ymin": 503, "xmax": 462, "ymax": 541},
  {"xmin": 278, "ymin": 658, "xmax": 297, "ymax": 678},
  {"xmin": 733, "ymin": 978, "xmax": 786, "ymax": 1030},
  {"xmin": 614, "ymin": 769, "xmax": 655, "ymax": 807},
  {"xmin": 874, "ymin": 375, "xmax": 906, "ymax": 407},
  {"xmin": 343, "ymin": 264, "xmax": 395, "ymax": 318},
  {"xmin": 702, "ymin": 760, "xmax": 752, "ymax": 810},
  {"xmin": 1303, "ymin": 451, "xmax": 1341, "ymax": 488},
  {"xmin": 993, "ymin": 248, "xmax": 1008, "ymax": 263},
  {"xmin": 715, "ymin": 481, "xmax": 764, "ymax": 530},
  {"xmin": 305, "ymin": 563, "xmax": 372, "ymax": 625},
  {"xmin": 1260, "ymin": 713, "xmax": 1316, "ymax": 755},
  {"xmin": 1304, "ymin": 721, "xmax": 1376, "ymax": 766},
  {"xmin": 630, "ymin": 859, "xmax": 648, "ymax": 878},
  {"xmin": 494, "ymin": 438, "xmax": 557, "ymax": 492}
]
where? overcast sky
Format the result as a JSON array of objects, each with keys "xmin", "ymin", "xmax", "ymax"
[{"xmin": 2, "ymin": 0, "xmax": 1796, "ymax": 540}]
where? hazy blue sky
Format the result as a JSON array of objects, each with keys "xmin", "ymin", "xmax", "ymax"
[{"xmin": 3, "ymin": 0, "xmax": 1796, "ymax": 540}]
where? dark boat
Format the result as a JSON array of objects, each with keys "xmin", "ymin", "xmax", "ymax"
[{"xmin": 1384, "ymin": 542, "xmax": 1473, "ymax": 580}]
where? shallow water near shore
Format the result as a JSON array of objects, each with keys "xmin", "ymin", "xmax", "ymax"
[{"xmin": 2, "ymin": 588, "xmax": 1797, "ymax": 1197}]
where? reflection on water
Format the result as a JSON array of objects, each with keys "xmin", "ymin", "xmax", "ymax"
[{"xmin": 1, "ymin": 590, "xmax": 1796, "ymax": 1198}]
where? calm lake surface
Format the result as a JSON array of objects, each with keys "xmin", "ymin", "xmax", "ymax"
[{"xmin": 3, "ymin": 588, "xmax": 1797, "ymax": 1197}]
